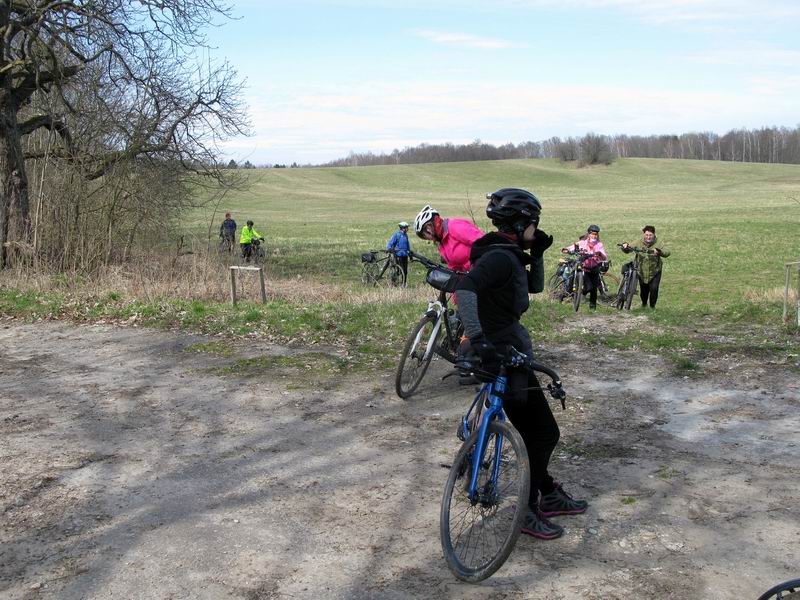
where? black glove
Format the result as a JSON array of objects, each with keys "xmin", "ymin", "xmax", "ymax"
[
  {"xmin": 529, "ymin": 229, "xmax": 554, "ymax": 257},
  {"xmin": 470, "ymin": 335, "xmax": 499, "ymax": 379}
]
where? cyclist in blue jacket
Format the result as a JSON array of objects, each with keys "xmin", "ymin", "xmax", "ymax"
[{"xmin": 386, "ymin": 221, "xmax": 411, "ymax": 285}]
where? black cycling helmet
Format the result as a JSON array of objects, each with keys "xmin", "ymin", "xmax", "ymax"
[
  {"xmin": 247, "ymin": 220, "xmax": 254, "ymax": 227},
  {"xmin": 485, "ymin": 188, "xmax": 541, "ymax": 236},
  {"xmin": 587, "ymin": 224, "xmax": 600, "ymax": 233}
]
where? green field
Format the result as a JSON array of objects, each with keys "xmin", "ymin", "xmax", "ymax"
[
  {"xmin": 196, "ymin": 157, "xmax": 800, "ymax": 314},
  {"xmin": 3, "ymin": 157, "xmax": 799, "ymax": 363}
]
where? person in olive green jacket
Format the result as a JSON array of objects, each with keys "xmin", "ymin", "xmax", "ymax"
[{"xmin": 621, "ymin": 225, "xmax": 670, "ymax": 308}]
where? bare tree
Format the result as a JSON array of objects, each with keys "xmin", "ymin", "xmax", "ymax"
[
  {"xmin": 579, "ymin": 133, "xmax": 615, "ymax": 166},
  {"xmin": 0, "ymin": 0, "xmax": 249, "ymax": 268}
]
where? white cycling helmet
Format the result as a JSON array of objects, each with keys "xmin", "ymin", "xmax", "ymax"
[
  {"xmin": 398, "ymin": 221, "xmax": 409, "ymax": 228},
  {"xmin": 414, "ymin": 205, "xmax": 439, "ymax": 239}
]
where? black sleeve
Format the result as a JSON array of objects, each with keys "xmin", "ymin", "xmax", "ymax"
[{"xmin": 456, "ymin": 251, "xmax": 513, "ymax": 294}]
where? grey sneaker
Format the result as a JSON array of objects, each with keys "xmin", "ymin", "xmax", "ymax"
[
  {"xmin": 539, "ymin": 483, "xmax": 589, "ymax": 517},
  {"xmin": 520, "ymin": 509, "xmax": 564, "ymax": 540}
]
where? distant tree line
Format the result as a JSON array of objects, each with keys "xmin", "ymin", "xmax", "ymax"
[{"xmin": 318, "ymin": 125, "xmax": 800, "ymax": 168}]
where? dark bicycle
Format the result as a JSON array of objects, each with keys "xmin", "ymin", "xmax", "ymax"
[
  {"xmin": 756, "ymin": 578, "xmax": 800, "ymax": 600},
  {"xmin": 360, "ymin": 249, "xmax": 405, "ymax": 287},
  {"xmin": 440, "ymin": 347, "xmax": 566, "ymax": 582},
  {"xmin": 394, "ymin": 251, "xmax": 463, "ymax": 399},
  {"xmin": 241, "ymin": 237, "xmax": 266, "ymax": 264},
  {"xmin": 614, "ymin": 244, "xmax": 656, "ymax": 310},
  {"xmin": 547, "ymin": 250, "xmax": 597, "ymax": 312}
]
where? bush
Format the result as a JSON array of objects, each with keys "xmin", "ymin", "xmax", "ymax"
[{"xmin": 579, "ymin": 133, "xmax": 615, "ymax": 166}]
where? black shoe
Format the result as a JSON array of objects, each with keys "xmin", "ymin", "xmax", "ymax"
[
  {"xmin": 589, "ymin": 303, "xmax": 597, "ymax": 310},
  {"xmin": 520, "ymin": 509, "xmax": 564, "ymax": 539},
  {"xmin": 459, "ymin": 374, "xmax": 479, "ymax": 385},
  {"xmin": 539, "ymin": 483, "xmax": 589, "ymax": 517}
]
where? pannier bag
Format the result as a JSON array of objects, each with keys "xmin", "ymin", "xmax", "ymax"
[
  {"xmin": 361, "ymin": 251, "xmax": 377, "ymax": 264},
  {"xmin": 426, "ymin": 267, "xmax": 461, "ymax": 292}
]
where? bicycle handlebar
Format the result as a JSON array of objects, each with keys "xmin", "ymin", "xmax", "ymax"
[
  {"xmin": 409, "ymin": 250, "xmax": 463, "ymax": 275},
  {"xmin": 617, "ymin": 243, "xmax": 656, "ymax": 255},
  {"xmin": 456, "ymin": 345, "xmax": 567, "ymax": 408}
]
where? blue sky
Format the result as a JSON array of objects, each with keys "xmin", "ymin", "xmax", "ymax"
[{"xmin": 205, "ymin": 0, "xmax": 800, "ymax": 164}]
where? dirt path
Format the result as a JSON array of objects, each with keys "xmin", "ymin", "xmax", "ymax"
[{"xmin": 1, "ymin": 319, "xmax": 798, "ymax": 599}]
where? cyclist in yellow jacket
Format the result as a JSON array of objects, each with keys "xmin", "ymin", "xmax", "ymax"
[{"xmin": 239, "ymin": 220, "xmax": 264, "ymax": 262}]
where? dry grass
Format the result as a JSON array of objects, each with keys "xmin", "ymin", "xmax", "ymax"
[
  {"xmin": 743, "ymin": 286, "xmax": 798, "ymax": 305},
  {"xmin": 0, "ymin": 252, "xmax": 433, "ymax": 307}
]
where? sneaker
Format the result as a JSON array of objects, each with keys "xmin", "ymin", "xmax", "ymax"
[
  {"xmin": 589, "ymin": 303, "xmax": 597, "ymax": 310},
  {"xmin": 520, "ymin": 509, "xmax": 564, "ymax": 540},
  {"xmin": 539, "ymin": 483, "xmax": 589, "ymax": 517}
]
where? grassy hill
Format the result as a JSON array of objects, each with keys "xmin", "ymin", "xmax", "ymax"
[{"xmin": 194, "ymin": 157, "xmax": 800, "ymax": 318}]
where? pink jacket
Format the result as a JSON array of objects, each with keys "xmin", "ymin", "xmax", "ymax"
[
  {"xmin": 438, "ymin": 218, "xmax": 484, "ymax": 272},
  {"xmin": 569, "ymin": 238, "xmax": 608, "ymax": 261}
]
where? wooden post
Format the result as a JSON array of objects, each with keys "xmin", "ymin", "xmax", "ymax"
[
  {"xmin": 259, "ymin": 268, "xmax": 267, "ymax": 303},
  {"xmin": 783, "ymin": 261, "xmax": 800, "ymax": 326},
  {"xmin": 796, "ymin": 262, "xmax": 800, "ymax": 327},
  {"xmin": 229, "ymin": 265, "xmax": 265, "ymax": 305}
]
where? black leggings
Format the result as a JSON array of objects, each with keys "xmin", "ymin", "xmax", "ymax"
[
  {"xmin": 583, "ymin": 267, "xmax": 601, "ymax": 305},
  {"xmin": 639, "ymin": 270, "xmax": 662, "ymax": 307},
  {"xmin": 397, "ymin": 255, "xmax": 408, "ymax": 282},
  {"xmin": 505, "ymin": 368, "xmax": 560, "ymax": 504}
]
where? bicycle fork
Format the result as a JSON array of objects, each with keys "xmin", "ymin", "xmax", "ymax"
[{"xmin": 467, "ymin": 377, "xmax": 507, "ymax": 505}]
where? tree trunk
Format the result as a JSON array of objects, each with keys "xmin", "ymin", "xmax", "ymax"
[{"xmin": 0, "ymin": 85, "xmax": 31, "ymax": 268}]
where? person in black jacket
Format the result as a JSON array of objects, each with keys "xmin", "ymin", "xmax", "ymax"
[{"xmin": 455, "ymin": 188, "xmax": 588, "ymax": 540}]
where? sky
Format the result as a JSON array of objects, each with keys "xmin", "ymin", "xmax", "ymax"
[{"xmin": 203, "ymin": 0, "xmax": 800, "ymax": 165}]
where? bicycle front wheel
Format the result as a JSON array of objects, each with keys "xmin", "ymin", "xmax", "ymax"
[
  {"xmin": 624, "ymin": 272, "xmax": 638, "ymax": 310},
  {"xmin": 572, "ymin": 270, "xmax": 584, "ymax": 312},
  {"xmin": 756, "ymin": 579, "xmax": 800, "ymax": 600},
  {"xmin": 395, "ymin": 313, "xmax": 440, "ymax": 399},
  {"xmin": 388, "ymin": 264, "xmax": 405, "ymax": 287},
  {"xmin": 440, "ymin": 420, "xmax": 530, "ymax": 583}
]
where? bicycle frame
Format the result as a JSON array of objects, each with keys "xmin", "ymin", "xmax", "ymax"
[{"xmin": 465, "ymin": 376, "xmax": 509, "ymax": 503}]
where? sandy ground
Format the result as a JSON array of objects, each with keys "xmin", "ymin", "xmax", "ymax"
[{"xmin": 1, "ymin": 318, "xmax": 799, "ymax": 600}]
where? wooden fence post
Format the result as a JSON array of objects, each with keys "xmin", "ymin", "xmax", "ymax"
[
  {"xmin": 229, "ymin": 265, "xmax": 266, "ymax": 305},
  {"xmin": 784, "ymin": 261, "xmax": 800, "ymax": 326},
  {"xmin": 259, "ymin": 268, "xmax": 267, "ymax": 303}
]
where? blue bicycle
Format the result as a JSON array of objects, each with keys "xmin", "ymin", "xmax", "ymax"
[{"xmin": 439, "ymin": 348, "xmax": 566, "ymax": 582}]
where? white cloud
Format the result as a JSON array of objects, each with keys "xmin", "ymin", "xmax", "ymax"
[
  {"xmin": 222, "ymin": 80, "xmax": 798, "ymax": 163},
  {"xmin": 413, "ymin": 29, "xmax": 526, "ymax": 49},
  {"xmin": 685, "ymin": 45, "xmax": 800, "ymax": 67}
]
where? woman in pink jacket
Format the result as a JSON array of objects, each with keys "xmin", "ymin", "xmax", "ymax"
[
  {"xmin": 413, "ymin": 205, "xmax": 484, "ymax": 272},
  {"xmin": 561, "ymin": 224, "xmax": 608, "ymax": 309}
]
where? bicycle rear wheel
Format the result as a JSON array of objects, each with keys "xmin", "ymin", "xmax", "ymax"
[
  {"xmin": 441, "ymin": 420, "xmax": 530, "ymax": 582},
  {"xmin": 547, "ymin": 271, "xmax": 567, "ymax": 302},
  {"xmin": 388, "ymin": 264, "xmax": 405, "ymax": 287},
  {"xmin": 572, "ymin": 270, "xmax": 584, "ymax": 312},
  {"xmin": 361, "ymin": 261, "xmax": 380, "ymax": 286},
  {"xmin": 624, "ymin": 272, "xmax": 638, "ymax": 310},
  {"xmin": 395, "ymin": 314, "xmax": 440, "ymax": 398}
]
